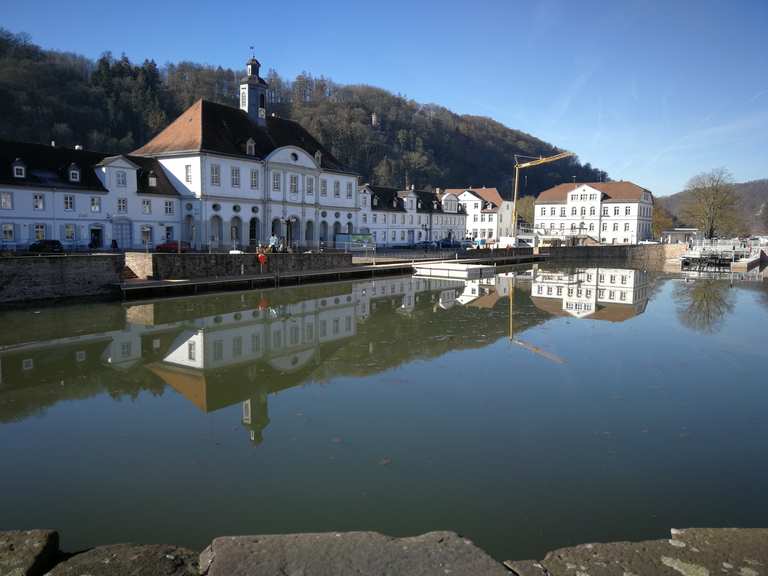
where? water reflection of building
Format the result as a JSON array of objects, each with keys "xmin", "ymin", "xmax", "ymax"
[
  {"xmin": 0, "ymin": 273, "xmax": 550, "ymax": 444},
  {"xmin": 530, "ymin": 267, "xmax": 649, "ymax": 321}
]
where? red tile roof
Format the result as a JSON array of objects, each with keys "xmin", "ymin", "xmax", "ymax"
[
  {"xmin": 445, "ymin": 187, "xmax": 504, "ymax": 208},
  {"xmin": 535, "ymin": 182, "xmax": 652, "ymax": 204}
]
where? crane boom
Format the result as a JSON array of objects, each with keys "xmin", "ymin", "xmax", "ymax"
[{"xmin": 511, "ymin": 151, "xmax": 575, "ymax": 241}]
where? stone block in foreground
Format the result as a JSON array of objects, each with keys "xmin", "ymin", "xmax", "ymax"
[
  {"xmin": 524, "ymin": 527, "xmax": 768, "ymax": 576},
  {"xmin": 47, "ymin": 543, "xmax": 198, "ymax": 576},
  {"xmin": 0, "ymin": 529, "xmax": 59, "ymax": 576},
  {"xmin": 199, "ymin": 531, "xmax": 509, "ymax": 576}
]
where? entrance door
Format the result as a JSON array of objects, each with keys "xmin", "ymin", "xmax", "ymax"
[
  {"xmin": 408, "ymin": 230, "xmax": 415, "ymax": 245},
  {"xmin": 90, "ymin": 227, "xmax": 103, "ymax": 249},
  {"xmin": 112, "ymin": 221, "xmax": 132, "ymax": 250}
]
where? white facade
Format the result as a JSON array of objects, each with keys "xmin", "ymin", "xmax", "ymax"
[
  {"xmin": 357, "ymin": 185, "xmax": 466, "ymax": 246},
  {"xmin": 160, "ymin": 148, "xmax": 358, "ymax": 249},
  {"xmin": 534, "ymin": 183, "xmax": 653, "ymax": 245},
  {"xmin": 0, "ymin": 152, "xmax": 180, "ymax": 250}
]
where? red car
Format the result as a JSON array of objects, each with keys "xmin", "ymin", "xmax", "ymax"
[{"xmin": 155, "ymin": 241, "xmax": 191, "ymax": 253}]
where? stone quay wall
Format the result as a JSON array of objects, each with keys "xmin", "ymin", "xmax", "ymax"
[
  {"xmin": 2, "ymin": 527, "xmax": 766, "ymax": 576},
  {"xmin": 543, "ymin": 243, "xmax": 686, "ymax": 266},
  {"xmin": 0, "ymin": 254, "xmax": 123, "ymax": 305},
  {"xmin": 124, "ymin": 252, "xmax": 354, "ymax": 281}
]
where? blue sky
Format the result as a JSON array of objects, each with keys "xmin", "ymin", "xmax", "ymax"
[{"xmin": 5, "ymin": 0, "xmax": 767, "ymax": 196}]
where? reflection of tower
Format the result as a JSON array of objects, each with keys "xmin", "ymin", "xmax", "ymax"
[{"xmin": 241, "ymin": 390, "xmax": 270, "ymax": 445}]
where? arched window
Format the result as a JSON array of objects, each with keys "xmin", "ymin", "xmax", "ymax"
[
  {"xmin": 571, "ymin": 207, "xmax": 577, "ymax": 216},
  {"xmin": 246, "ymin": 138, "xmax": 256, "ymax": 156}
]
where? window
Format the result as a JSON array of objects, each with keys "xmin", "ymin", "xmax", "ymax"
[
  {"xmin": 233, "ymin": 336, "xmax": 243, "ymax": 358},
  {"xmin": 334, "ymin": 181, "xmax": 340, "ymax": 198},
  {"xmin": 211, "ymin": 164, "xmax": 221, "ymax": 186},
  {"xmin": 320, "ymin": 179, "xmax": 328, "ymax": 196},
  {"xmin": 250, "ymin": 169, "xmax": 259, "ymax": 189},
  {"xmin": 602, "ymin": 222, "xmax": 607, "ymax": 231},
  {"xmin": 116, "ymin": 170, "xmax": 127, "ymax": 187},
  {"xmin": 0, "ymin": 191, "xmax": 12, "ymax": 209},
  {"xmin": 541, "ymin": 207, "xmax": 546, "ymax": 216},
  {"xmin": 613, "ymin": 223, "xmax": 618, "ymax": 231},
  {"xmin": 571, "ymin": 207, "xmax": 577, "ymax": 215},
  {"xmin": 231, "ymin": 166, "xmax": 240, "ymax": 187},
  {"xmin": 64, "ymin": 195, "xmax": 75, "ymax": 211},
  {"xmin": 580, "ymin": 207, "xmax": 586, "ymax": 216},
  {"xmin": 188, "ymin": 341, "xmax": 196, "ymax": 361},
  {"xmin": 69, "ymin": 168, "xmax": 80, "ymax": 182},
  {"xmin": 362, "ymin": 214, "xmax": 367, "ymax": 223},
  {"xmin": 306, "ymin": 177, "xmax": 314, "ymax": 195},
  {"xmin": 474, "ymin": 214, "xmax": 478, "ymax": 222},
  {"xmin": 2, "ymin": 223, "xmax": 13, "ymax": 241},
  {"xmin": 602, "ymin": 207, "xmax": 608, "ymax": 216},
  {"xmin": 13, "ymin": 165, "xmax": 25, "ymax": 178},
  {"xmin": 391, "ymin": 230, "xmax": 396, "ymax": 241},
  {"xmin": 614, "ymin": 206, "xmax": 620, "ymax": 216},
  {"xmin": 589, "ymin": 206, "xmax": 595, "ymax": 216},
  {"xmin": 213, "ymin": 340, "xmax": 223, "ymax": 361},
  {"xmin": 289, "ymin": 174, "xmax": 298, "ymax": 194},
  {"xmin": 246, "ymin": 139, "xmax": 255, "ymax": 156},
  {"xmin": 117, "ymin": 198, "xmax": 127, "ymax": 213},
  {"xmin": 346, "ymin": 182, "xmax": 353, "ymax": 198},
  {"xmin": 64, "ymin": 224, "xmax": 75, "ymax": 241},
  {"xmin": 372, "ymin": 214, "xmax": 377, "ymax": 224},
  {"xmin": 185, "ymin": 164, "xmax": 192, "ymax": 184},
  {"xmin": 90, "ymin": 197, "xmax": 101, "ymax": 213},
  {"xmin": 625, "ymin": 206, "xmax": 631, "ymax": 215},
  {"xmin": 272, "ymin": 172, "xmax": 281, "ymax": 191},
  {"xmin": 33, "ymin": 194, "xmax": 44, "ymax": 210},
  {"xmin": 550, "ymin": 207, "xmax": 555, "ymax": 216},
  {"xmin": 165, "ymin": 200, "xmax": 174, "ymax": 215},
  {"xmin": 34, "ymin": 223, "xmax": 45, "ymax": 240},
  {"xmin": 624, "ymin": 223, "xmax": 630, "ymax": 231},
  {"xmin": 142, "ymin": 199, "xmax": 152, "ymax": 214},
  {"xmin": 589, "ymin": 223, "xmax": 594, "ymax": 231}
]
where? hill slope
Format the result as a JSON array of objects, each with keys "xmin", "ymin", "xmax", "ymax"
[
  {"xmin": 0, "ymin": 28, "xmax": 606, "ymax": 198},
  {"xmin": 657, "ymin": 179, "xmax": 768, "ymax": 234}
]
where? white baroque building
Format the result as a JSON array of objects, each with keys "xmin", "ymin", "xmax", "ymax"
[
  {"xmin": 357, "ymin": 184, "xmax": 466, "ymax": 246},
  {"xmin": 133, "ymin": 57, "xmax": 359, "ymax": 250},
  {"xmin": 533, "ymin": 182, "xmax": 653, "ymax": 245},
  {"xmin": 0, "ymin": 56, "xmax": 360, "ymax": 251}
]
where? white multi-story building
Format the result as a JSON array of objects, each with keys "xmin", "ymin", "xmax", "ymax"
[
  {"xmin": 0, "ymin": 140, "xmax": 181, "ymax": 250},
  {"xmin": 530, "ymin": 267, "xmax": 649, "ymax": 321},
  {"xmin": 447, "ymin": 187, "xmax": 514, "ymax": 244},
  {"xmin": 132, "ymin": 57, "xmax": 359, "ymax": 250},
  {"xmin": 534, "ymin": 182, "xmax": 653, "ymax": 245},
  {"xmin": 357, "ymin": 184, "xmax": 466, "ymax": 246}
]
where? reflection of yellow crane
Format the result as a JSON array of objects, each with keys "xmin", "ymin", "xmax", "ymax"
[
  {"xmin": 507, "ymin": 276, "xmax": 565, "ymax": 364},
  {"xmin": 511, "ymin": 152, "xmax": 575, "ymax": 240}
]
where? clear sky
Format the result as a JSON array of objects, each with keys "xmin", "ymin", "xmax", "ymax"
[{"xmin": 4, "ymin": 0, "xmax": 767, "ymax": 196}]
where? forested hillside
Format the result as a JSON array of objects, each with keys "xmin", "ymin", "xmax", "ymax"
[
  {"xmin": 657, "ymin": 179, "xmax": 768, "ymax": 235},
  {"xmin": 0, "ymin": 28, "xmax": 607, "ymax": 197}
]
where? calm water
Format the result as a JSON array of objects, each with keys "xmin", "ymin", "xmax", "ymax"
[{"xmin": 1, "ymin": 264, "xmax": 767, "ymax": 560}]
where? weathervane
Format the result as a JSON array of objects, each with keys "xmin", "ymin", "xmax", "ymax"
[{"xmin": 250, "ymin": 45, "xmax": 255, "ymax": 59}]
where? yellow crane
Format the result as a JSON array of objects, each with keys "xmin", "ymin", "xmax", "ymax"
[
  {"xmin": 506, "ymin": 274, "xmax": 565, "ymax": 365},
  {"xmin": 510, "ymin": 151, "xmax": 575, "ymax": 241}
]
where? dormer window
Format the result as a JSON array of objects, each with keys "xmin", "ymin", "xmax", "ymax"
[
  {"xmin": 116, "ymin": 170, "xmax": 127, "ymax": 187},
  {"xmin": 246, "ymin": 138, "xmax": 256, "ymax": 156},
  {"xmin": 12, "ymin": 159, "xmax": 25, "ymax": 179},
  {"xmin": 68, "ymin": 164, "xmax": 80, "ymax": 183},
  {"xmin": 392, "ymin": 199, "xmax": 397, "ymax": 208},
  {"xmin": 148, "ymin": 171, "xmax": 157, "ymax": 187},
  {"xmin": 314, "ymin": 150, "xmax": 322, "ymax": 165},
  {"xmin": 373, "ymin": 197, "xmax": 378, "ymax": 207}
]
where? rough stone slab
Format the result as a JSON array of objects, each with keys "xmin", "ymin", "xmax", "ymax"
[
  {"xmin": 199, "ymin": 531, "xmax": 509, "ymax": 576},
  {"xmin": 0, "ymin": 529, "xmax": 59, "ymax": 576},
  {"xmin": 537, "ymin": 528, "xmax": 768, "ymax": 576},
  {"xmin": 47, "ymin": 544, "xmax": 198, "ymax": 576},
  {"xmin": 503, "ymin": 559, "xmax": 548, "ymax": 575}
]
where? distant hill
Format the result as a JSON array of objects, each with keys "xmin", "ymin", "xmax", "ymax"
[
  {"xmin": 657, "ymin": 179, "xmax": 768, "ymax": 234},
  {"xmin": 0, "ymin": 28, "xmax": 607, "ymax": 198}
]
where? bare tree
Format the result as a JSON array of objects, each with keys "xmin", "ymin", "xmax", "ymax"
[
  {"xmin": 674, "ymin": 280, "xmax": 734, "ymax": 333},
  {"xmin": 681, "ymin": 168, "xmax": 741, "ymax": 239}
]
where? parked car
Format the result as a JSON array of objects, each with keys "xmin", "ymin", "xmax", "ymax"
[
  {"xmin": 28, "ymin": 240, "xmax": 64, "ymax": 254},
  {"xmin": 438, "ymin": 238, "xmax": 461, "ymax": 249},
  {"xmin": 155, "ymin": 241, "xmax": 191, "ymax": 253},
  {"xmin": 415, "ymin": 241, "xmax": 438, "ymax": 250}
]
